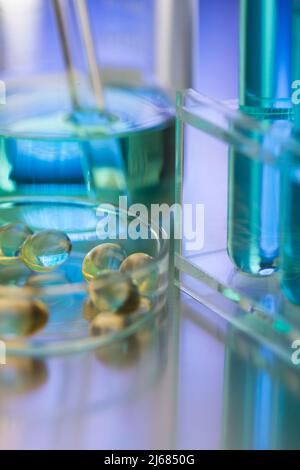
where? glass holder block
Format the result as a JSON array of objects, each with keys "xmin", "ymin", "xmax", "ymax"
[{"xmin": 175, "ymin": 89, "xmax": 300, "ymax": 365}]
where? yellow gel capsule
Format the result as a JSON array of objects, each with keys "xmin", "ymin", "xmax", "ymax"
[
  {"xmin": 84, "ymin": 295, "xmax": 151, "ymax": 323},
  {"xmin": 0, "ymin": 222, "xmax": 32, "ymax": 264},
  {"xmin": 82, "ymin": 243, "xmax": 127, "ymax": 282},
  {"xmin": 90, "ymin": 313, "xmax": 126, "ymax": 337},
  {"xmin": 120, "ymin": 253, "xmax": 157, "ymax": 296},
  {"xmin": 89, "ymin": 270, "xmax": 140, "ymax": 314},
  {"xmin": 21, "ymin": 230, "xmax": 72, "ymax": 272},
  {"xmin": 0, "ymin": 298, "xmax": 48, "ymax": 340}
]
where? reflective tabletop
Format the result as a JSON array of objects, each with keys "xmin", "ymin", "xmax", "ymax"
[{"xmin": 1, "ymin": 282, "xmax": 300, "ymax": 450}]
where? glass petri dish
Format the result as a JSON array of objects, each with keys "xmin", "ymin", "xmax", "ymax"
[
  {"xmin": 0, "ymin": 199, "xmax": 169, "ymax": 357},
  {"xmin": 0, "ymin": 77, "xmax": 171, "ymax": 357}
]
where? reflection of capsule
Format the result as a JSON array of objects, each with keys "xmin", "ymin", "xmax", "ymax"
[
  {"xmin": 90, "ymin": 309, "xmax": 138, "ymax": 369},
  {"xmin": 0, "ymin": 357, "xmax": 48, "ymax": 395},
  {"xmin": 90, "ymin": 312, "xmax": 149, "ymax": 369},
  {"xmin": 90, "ymin": 293, "xmax": 167, "ymax": 369},
  {"xmin": 0, "ymin": 298, "xmax": 48, "ymax": 340},
  {"xmin": 95, "ymin": 336, "xmax": 140, "ymax": 369},
  {"xmin": 92, "ymin": 310, "xmax": 163, "ymax": 369}
]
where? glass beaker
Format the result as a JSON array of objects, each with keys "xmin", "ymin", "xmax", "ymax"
[
  {"xmin": 0, "ymin": 0, "xmax": 187, "ymax": 207},
  {"xmin": 0, "ymin": 1, "xmax": 171, "ymax": 356}
]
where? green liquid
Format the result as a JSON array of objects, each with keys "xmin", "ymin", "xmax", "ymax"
[
  {"xmin": 229, "ymin": 0, "xmax": 292, "ymax": 275},
  {"xmin": 280, "ymin": 159, "xmax": 300, "ymax": 304},
  {"xmin": 280, "ymin": 3, "xmax": 300, "ymax": 303},
  {"xmin": 228, "ymin": 108, "xmax": 292, "ymax": 276},
  {"xmin": 0, "ymin": 86, "xmax": 175, "ymax": 204}
]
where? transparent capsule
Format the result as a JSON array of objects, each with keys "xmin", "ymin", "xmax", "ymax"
[
  {"xmin": 21, "ymin": 230, "xmax": 72, "ymax": 272},
  {"xmin": 0, "ymin": 298, "xmax": 48, "ymax": 340},
  {"xmin": 89, "ymin": 270, "xmax": 140, "ymax": 314},
  {"xmin": 0, "ymin": 358, "xmax": 48, "ymax": 395},
  {"xmin": 120, "ymin": 253, "xmax": 157, "ymax": 296},
  {"xmin": 82, "ymin": 243, "xmax": 127, "ymax": 282},
  {"xmin": 84, "ymin": 294, "xmax": 151, "ymax": 324},
  {"xmin": 0, "ymin": 222, "xmax": 32, "ymax": 264}
]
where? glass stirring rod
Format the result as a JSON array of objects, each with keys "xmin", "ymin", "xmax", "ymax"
[
  {"xmin": 52, "ymin": 0, "xmax": 81, "ymax": 110},
  {"xmin": 73, "ymin": 0, "xmax": 105, "ymax": 111},
  {"xmin": 51, "ymin": 0, "xmax": 105, "ymax": 111}
]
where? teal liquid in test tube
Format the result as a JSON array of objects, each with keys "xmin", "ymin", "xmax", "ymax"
[
  {"xmin": 280, "ymin": 0, "xmax": 300, "ymax": 303},
  {"xmin": 228, "ymin": 0, "xmax": 293, "ymax": 275}
]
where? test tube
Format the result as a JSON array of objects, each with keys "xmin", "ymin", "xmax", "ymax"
[
  {"xmin": 280, "ymin": 0, "xmax": 300, "ymax": 303},
  {"xmin": 227, "ymin": 0, "xmax": 293, "ymax": 276}
]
